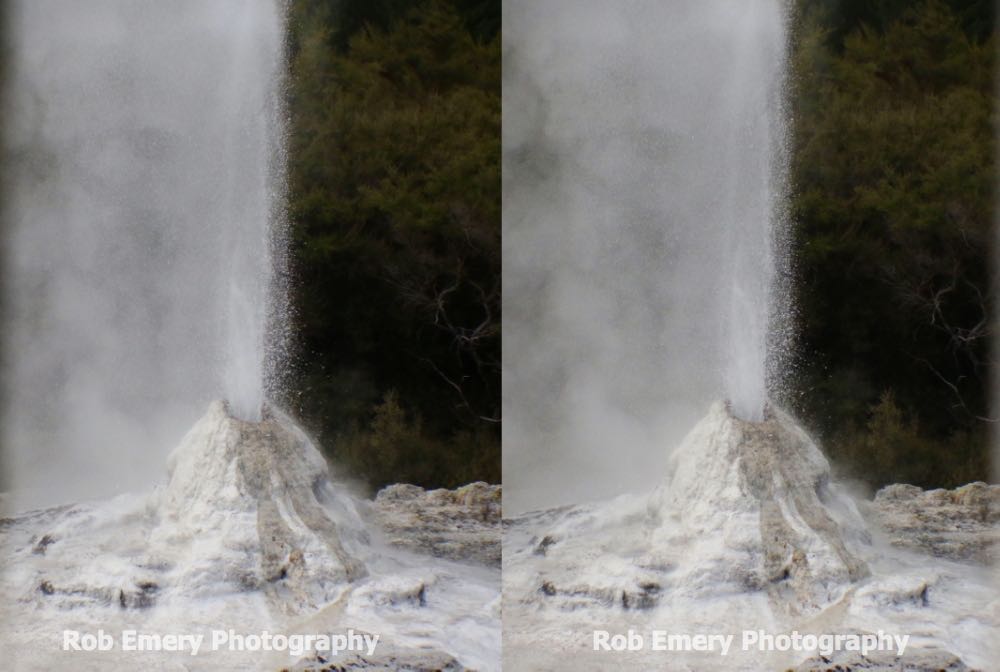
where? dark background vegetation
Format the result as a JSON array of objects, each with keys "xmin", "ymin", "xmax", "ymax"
[
  {"xmin": 790, "ymin": 0, "xmax": 995, "ymax": 490},
  {"xmin": 285, "ymin": 0, "xmax": 500, "ymax": 491},
  {"xmin": 283, "ymin": 0, "xmax": 993, "ymax": 493}
]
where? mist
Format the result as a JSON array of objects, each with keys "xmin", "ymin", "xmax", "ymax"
[
  {"xmin": 0, "ymin": 0, "xmax": 288, "ymax": 511},
  {"xmin": 502, "ymin": 0, "xmax": 791, "ymax": 513}
]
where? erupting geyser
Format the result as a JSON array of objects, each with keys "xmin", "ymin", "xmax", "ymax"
[
  {"xmin": 0, "ymin": 0, "xmax": 288, "ymax": 509},
  {"xmin": 502, "ymin": 1, "xmax": 996, "ymax": 669},
  {"xmin": 503, "ymin": 0, "xmax": 794, "ymax": 509},
  {"xmin": 0, "ymin": 9, "xmax": 502, "ymax": 672},
  {"xmin": 718, "ymin": 0, "xmax": 791, "ymax": 423}
]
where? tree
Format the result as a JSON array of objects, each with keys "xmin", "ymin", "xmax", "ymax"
[
  {"xmin": 286, "ymin": 0, "xmax": 501, "ymax": 488},
  {"xmin": 791, "ymin": 0, "xmax": 994, "ymax": 487}
]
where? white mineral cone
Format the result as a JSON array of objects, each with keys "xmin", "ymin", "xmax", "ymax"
[
  {"xmin": 150, "ymin": 399, "xmax": 367, "ymax": 614},
  {"xmin": 652, "ymin": 400, "xmax": 870, "ymax": 616}
]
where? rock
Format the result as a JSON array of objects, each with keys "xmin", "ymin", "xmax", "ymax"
[
  {"xmin": 852, "ymin": 574, "xmax": 933, "ymax": 609},
  {"xmin": 867, "ymin": 482, "xmax": 999, "ymax": 563},
  {"xmin": 286, "ymin": 641, "xmax": 467, "ymax": 671},
  {"xmin": 373, "ymin": 482, "xmax": 501, "ymax": 566},
  {"xmin": 794, "ymin": 646, "xmax": 976, "ymax": 671},
  {"xmin": 351, "ymin": 575, "xmax": 429, "ymax": 608}
]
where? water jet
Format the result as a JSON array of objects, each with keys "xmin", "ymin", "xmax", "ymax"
[{"xmin": 501, "ymin": 1, "xmax": 996, "ymax": 669}]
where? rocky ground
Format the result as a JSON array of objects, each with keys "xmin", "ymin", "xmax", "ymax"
[
  {"xmin": 865, "ymin": 482, "xmax": 998, "ymax": 565},
  {"xmin": 794, "ymin": 647, "xmax": 974, "ymax": 672},
  {"xmin": 502, "ymin": 402, "xmax": 998, "ymax": 672},
  {"xmin": 372, "ymin": 482, "xmax": 501, "ymax": 568},
  {"xmin": 0, "ymin": 401, "xmax": 501, "ymax": 672},
  {"xmin": 285, "ymin": 642, "xmax": 465, "ymax": 672},
  {"xmin": 3, "ymin": 400, "xmax": 996, "ymax": 671}
]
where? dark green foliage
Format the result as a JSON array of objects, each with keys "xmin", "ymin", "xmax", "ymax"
[
  {"xmin": 287, "ymin": 0, "xmax": 500, "ymax": 490},
  {"xmin": 336, "ymin": 390, "xmax": 499, "ymax": 488},
  {"xmin": 291, "ymin": 0, "xmax": 499, "ymax": 52},
  {"xmin": 281, "ymin": 0, "xmax": 992, "ymax": 493},
  {"xmin": 801, "ymin": 0, "xmax": 995, "ymax": 47},
  {"xmin": 834, "ymin": 392, "xmax": 987, "ymax": 489},
  {"xmin": 790, "ymin": 0, "xmax": 995, "ymax": 488}
]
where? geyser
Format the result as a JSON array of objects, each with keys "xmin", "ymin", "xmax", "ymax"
[
  {"xmin": 717, "ymin": 1, "xmax": 791, "ymax": 424},
  {"xmin": 503, "ymin": 0, "xmax": 793, "ymax": 510},
  {"xmin": 0, "ymin": 0, "xmax": 288, "ymax": 507}
]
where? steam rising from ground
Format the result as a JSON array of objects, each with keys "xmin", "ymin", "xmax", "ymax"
[
  {"xmin": 503, "ymin": 0, "xmax": 792, "ymax": 513},
  {"xmin": 0, "ymin": 1, "xmax": 288, "ymax": 510}
]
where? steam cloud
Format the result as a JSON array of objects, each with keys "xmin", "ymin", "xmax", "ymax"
[
  {"xmin": 502, "ymin": 0, "xmax": 791, "ymax": 513},
  {"xmin": 0, "ymin": 0, "xmax": 288, "ymax": 510}
]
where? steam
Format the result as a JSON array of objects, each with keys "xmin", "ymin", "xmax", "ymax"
[
  {"xmin": 503, "ymin": 0, "xmax": 792, "ymax": 512},
  {"xmin": 0, "ymin": 0, "xmax": 288, "ymax": 510}
]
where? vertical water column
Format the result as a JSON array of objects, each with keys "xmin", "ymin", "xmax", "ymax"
[
  {"xmin": 217, "ymin": 3, "xmax": 289, "ymax": 422},
  {"xmin": 718, "ymin": 0, "xmax": 791, "ymax": 422}
]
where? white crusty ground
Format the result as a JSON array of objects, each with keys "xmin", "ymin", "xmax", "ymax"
[
  {"xmin": 503, "ymin": 402, "xmax": 999, "ymax": 671},
  {"xmin": 0, "ymin": 401, "xmax": 500, "ymax": 671}
]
